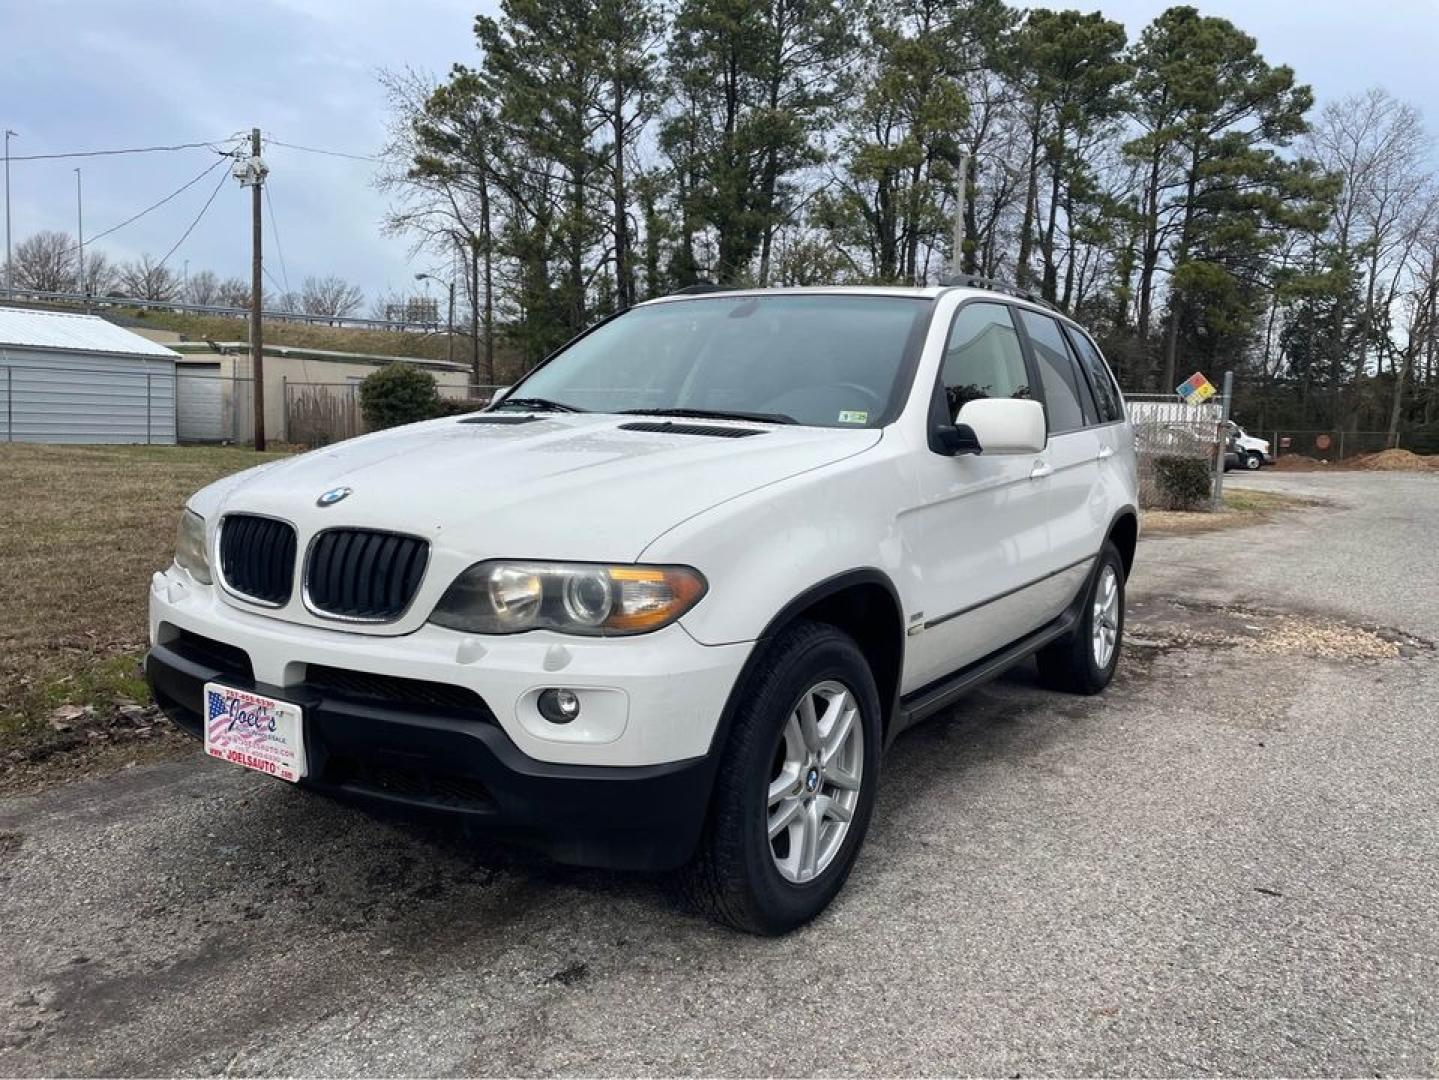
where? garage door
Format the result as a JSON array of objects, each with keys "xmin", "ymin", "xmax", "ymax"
[{"xmin": 177, "ymin": 365, "xmax": 225, "ymax": 442}]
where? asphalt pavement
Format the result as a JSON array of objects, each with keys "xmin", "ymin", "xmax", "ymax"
[{"xmin": 2, "ymin": 470, "xmax": 1437, "ymax": 1077}]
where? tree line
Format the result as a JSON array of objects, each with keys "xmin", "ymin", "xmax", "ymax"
[
  {"xmin": 381, "ymin": 0, "xmax": 1439, "ymax": 443},
  {"xmin": 3, "ymin": 230, "xmax": 377, "ymax": 321}
]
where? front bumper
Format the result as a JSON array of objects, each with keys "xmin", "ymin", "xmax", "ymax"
[
  {"xmin": 146, "ymin": 641, "xmax": 717, "ymax": 871},
  {"xmin": 149, "ymin": 567, "xmax": 750, "ymax": 767}
]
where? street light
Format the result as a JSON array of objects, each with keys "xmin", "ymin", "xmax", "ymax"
[
  {"xmin": 415, "ymin": 271, "xmax": 455, "ymax": 365},
  {"xmin": 74, "ymin": 167, "xmax": 84, "ymax": 311},
  {"xmin": 4, "ymin": 128, "xmax": 16, "ymax": 296}
]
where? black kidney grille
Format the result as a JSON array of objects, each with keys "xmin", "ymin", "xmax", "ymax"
[
  {"xmin": 219, "ymin": 514, "xmax": 298, "ymax": 605},
  {"xmin": 305, "ymin": 529, "xmax": 429, "ymax": 621}
]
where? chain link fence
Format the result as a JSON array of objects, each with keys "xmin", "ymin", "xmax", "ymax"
[
  {"xmin": 281, "ymin": 380, "xmax": 501, "ymax": 447},
  {"xmin": 1125, "ymin": 394, "xmax": 1225, "ymax": 509},
  {"xmin": 1267, "ymin": 429, "xmax": 1400, "ymax": 463},
  {"xmin": 0, "ymin": 361, "xmax": 507, "ymax": 448}
]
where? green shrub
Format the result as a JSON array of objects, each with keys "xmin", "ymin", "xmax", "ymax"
[
  {"xmin": 359, "ymin": 363, "xmax": 441, "ymax": 430},
  {"xmin": 1153, "ymin": 455, "xmax": 1213, "ymax": 510},
  {"xmin": 433, "ymin": 395, "xmax": 481, "ymax": 417}
]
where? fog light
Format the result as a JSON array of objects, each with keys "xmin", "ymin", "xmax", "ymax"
[{"xmin": 537, "ymin": 688, "xmax": 581, "ymax": 725}]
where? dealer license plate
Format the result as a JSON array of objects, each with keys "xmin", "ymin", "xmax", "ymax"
[{"xmin": 202, "ymin": 682, "xmax": 307, "ymax": 783}]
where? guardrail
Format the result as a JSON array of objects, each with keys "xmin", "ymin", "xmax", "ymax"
[{"xmin": 0, "ymin": 286, "xmax": 446, "ymax": 333}]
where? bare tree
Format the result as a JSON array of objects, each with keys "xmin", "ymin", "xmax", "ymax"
[
  {"xmin": 378, "ymin": 67, "xmax": 497, "ymax": 383},
  {"xmin": 1305, "ymin": 89, "xmax": 1435, "ymax": 423},
  {"xmin": 185, "ymin": 269, "xmax": 220, "ymax": 306},
  {"xmin": 117, "ymin": 254, "xmax": 181, "ymax": 301},
  {"xmin": 79, "ymin": 249, "xmax": 116, "ymax": 297},
  {"xmin": 300, "ymin": 275, "xmax": 364, "ymax": 319},
  {"xmin": 216, "ymin": 276, "xmax": 254, "ymax": 309},
  {"xmin": 12, "ymin": 231, "xmax": 76, "ymax": 292}
]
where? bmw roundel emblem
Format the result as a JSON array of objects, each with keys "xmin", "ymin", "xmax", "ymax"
[{"xmin": 317, "ymin": 486, "xmax": 352, "ymax": 507}]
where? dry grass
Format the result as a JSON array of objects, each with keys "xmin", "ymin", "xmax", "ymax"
[
  {"xmin": 0, "ymin": 444, "xmax": 288, "ymax": 767},
  {"xmin": 1141, "ymin": 488, "xmax": 1317, "ymax": 536}
]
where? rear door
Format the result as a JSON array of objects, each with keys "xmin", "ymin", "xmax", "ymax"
[
  {"xmin": 1014, "ymin": 308, "xmax": 1104, "ymax": 579},
  {"xmin": 1062, "ymin": 324, "xmax": 1132, "ymax": 512}
]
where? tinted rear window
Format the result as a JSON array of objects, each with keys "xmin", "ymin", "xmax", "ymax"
[{"xmin": 1018, "ymin": 310, "xmax": 1091, "ymax": 432}]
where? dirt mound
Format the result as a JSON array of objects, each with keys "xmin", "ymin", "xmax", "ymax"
[
  {"xmin": 1272, "ymin": 455, "xmax": 1329, "ymax": 471},
  {"xmin": 1353, "ymin": 448, "xmax": 1436, "ymax": 472}
]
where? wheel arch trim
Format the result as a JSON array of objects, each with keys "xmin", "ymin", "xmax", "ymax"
[{"xmin": 704, "ymin": 568, "xmax": 906, "ymax": 760}]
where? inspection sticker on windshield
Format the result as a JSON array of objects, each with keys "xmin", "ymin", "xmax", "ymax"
[
  {"xmin": 203, "ymin": 683, "xmax": 306, "ymax": 782},
  {"xmin": 838, "ymin": 410, "xmax": 869, "ymax": 424}
]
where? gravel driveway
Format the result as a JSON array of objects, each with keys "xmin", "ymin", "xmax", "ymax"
[{"xmin": 3, "ymin": 471, "xmax": 1437, "ymax": 1077}]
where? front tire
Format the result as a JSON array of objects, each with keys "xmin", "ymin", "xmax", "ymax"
[
  {"xmin": 1035, "ymin": 542, "xmax": 1125, "ymax": 695},
  {"xmin": 1244, "ymin": 452, "xmax": 1264, "ymax": 471},
  {"xmin": 683, "ymin": 620, "xmax": 882, "ymax": 935}
]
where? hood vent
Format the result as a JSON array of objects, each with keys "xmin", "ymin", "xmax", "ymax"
[
  {"xmin": 617, "ymin": 421, "xmax": 762, "ymax": 438},
  {"xmin": 459, "ymin": 414, "xmax": 542, "ymax": 425}
]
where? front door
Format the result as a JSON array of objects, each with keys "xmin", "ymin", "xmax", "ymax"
[{"xmin": 900, "ymin": 301, "xmax": 1052, "ymax": 693}]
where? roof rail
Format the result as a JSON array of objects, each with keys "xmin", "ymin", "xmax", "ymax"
[
  {"xmin": 938, "ymin": 273, "xmax": 1060, "ymax": 312},
  {"xmin": 668, "ymin": 282, "xmax": 734, "ymax": 296}
]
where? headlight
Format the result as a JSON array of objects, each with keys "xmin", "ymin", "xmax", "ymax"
[
  {"xmin": 430, "ymin": 561, "xmax": 706, "ymax": 636},
  {"xmin": 174, "ymin": 509, "xmax": 212, "ymax": 584}
]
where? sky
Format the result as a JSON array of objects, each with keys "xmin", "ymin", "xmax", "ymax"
[{"xmin": 2, "ymin": 0, "xmax": 1437, "ymax": 308}]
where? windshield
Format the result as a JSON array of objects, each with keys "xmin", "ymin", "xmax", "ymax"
[{"xmin": 505, "ymin": 294, "xmax": 930, "ymax": 428}]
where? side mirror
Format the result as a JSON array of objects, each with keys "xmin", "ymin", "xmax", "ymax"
[
  {"xmin": 947, "ymin": 398, "xmax": 1047, "ymax": 456},
  {"xmin": 488, "ymin": 385, "xmax": 512, "ymax": 407}
]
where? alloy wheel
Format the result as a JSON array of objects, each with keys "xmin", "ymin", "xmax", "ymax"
[
  {"xmin": 766, "ymin": 680, "xmax": 864, "ymax": 884},
  {"xmin": 1091, "ymin": 564, "xmax": 1120, "ymax": 669}
]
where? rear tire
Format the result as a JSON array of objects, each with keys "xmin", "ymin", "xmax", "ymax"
[
  {"xmin": 1036, "ymin": 542, "xmax": 1125, "ymax": 695},
  {"xmin": 682, "ymin": 620, "xmax": 881, "ymax": 935}
]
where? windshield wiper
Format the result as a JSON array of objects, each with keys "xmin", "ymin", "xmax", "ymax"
[
  {"xmin": 491, "ymin": 396, "xmax": 586, "ymax": 414},
  {"xmin": 619, "ymin": 407, "xmax": 796, "ymax": 425}
]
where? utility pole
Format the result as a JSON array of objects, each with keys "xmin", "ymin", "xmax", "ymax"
[
  {"xmin": 950, "ymin": 151, "xmax": 970, "ymax": 279},
  {"xmin": 1213, "ymin": 370, "xmax": 1234, "ymax": 510},
  {"xmin": 74, "ymin": 168, "xmax": 85, "ymax": 312},
  {"xmin": 4, "ymin": 129, "xmax": 15, "ymax": 296},
  {"xmin": 233, "ymin": 127, "xmax": 268, "ymax": 451}
]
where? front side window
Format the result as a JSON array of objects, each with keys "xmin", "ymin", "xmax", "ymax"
[
  {"xmin": 1017, "ymin": 310, "xmax": 1093, "ymax": 433},
  {"xmin": 940, "ymin": 302, "xmax": 1031, "ymax": 417},
  {"xmin": 506, "ymin": 294, "xmax": 931, "ymax": 428}
]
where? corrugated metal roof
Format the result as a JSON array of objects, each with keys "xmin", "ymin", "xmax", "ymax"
[{"xmin": 0, "ymin": 307, "xmax": 179, "ymax": 359}]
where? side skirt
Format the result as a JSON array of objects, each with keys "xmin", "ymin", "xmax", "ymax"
[{"xmin": 894, "ymin": 558, "xmax": 1096, "ymax": 732}]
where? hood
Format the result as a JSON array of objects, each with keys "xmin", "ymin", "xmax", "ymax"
[{"xmin": 189, "ymin": 413, "xmax": 880, "ymax": 634}]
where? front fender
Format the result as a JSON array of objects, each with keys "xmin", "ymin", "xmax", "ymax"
[{"xmin": 643, "ymin": 444, "xmax": 909, "ymax": 647}]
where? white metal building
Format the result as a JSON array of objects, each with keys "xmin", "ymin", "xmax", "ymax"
[{"xmin": 0, "ymin": 308, "xmax": 179, "ymax": 444}]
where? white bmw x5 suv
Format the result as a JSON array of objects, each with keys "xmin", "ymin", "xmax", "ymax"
[{"xmin": 148, "ymin": 282, "xmax": 1138, "ymax": 933}]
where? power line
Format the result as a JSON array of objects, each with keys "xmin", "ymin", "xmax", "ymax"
[
  {"xmin": 9, "ymin": 139, "xmax": 232, "ymax": 163},
  {"xmin": 71, "ymin": 157, "xmax": 229, "ymax": 252},
  {"xmin": 157, "ymin": 165, "xmax": 229, "ymax": 271},
  {"xmin": 261, "ymin": 263, "xmax": 287, "ymax": 297},
  {"xmin": 264, "ymin": 183, "xmax": 292, "ymax": 297},
  {"xmin": 266, "ymin": 138, "xmax": 379, "ymax": 163}
]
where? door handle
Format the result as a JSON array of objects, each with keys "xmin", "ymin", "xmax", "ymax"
[
  {"xmin": 1097, "ymin": 445, "xmax": 1115, "ymax": 460},
  {"xmin": 1030, "ymin": 460, "xmax": 1053, "ymax": 480}
]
